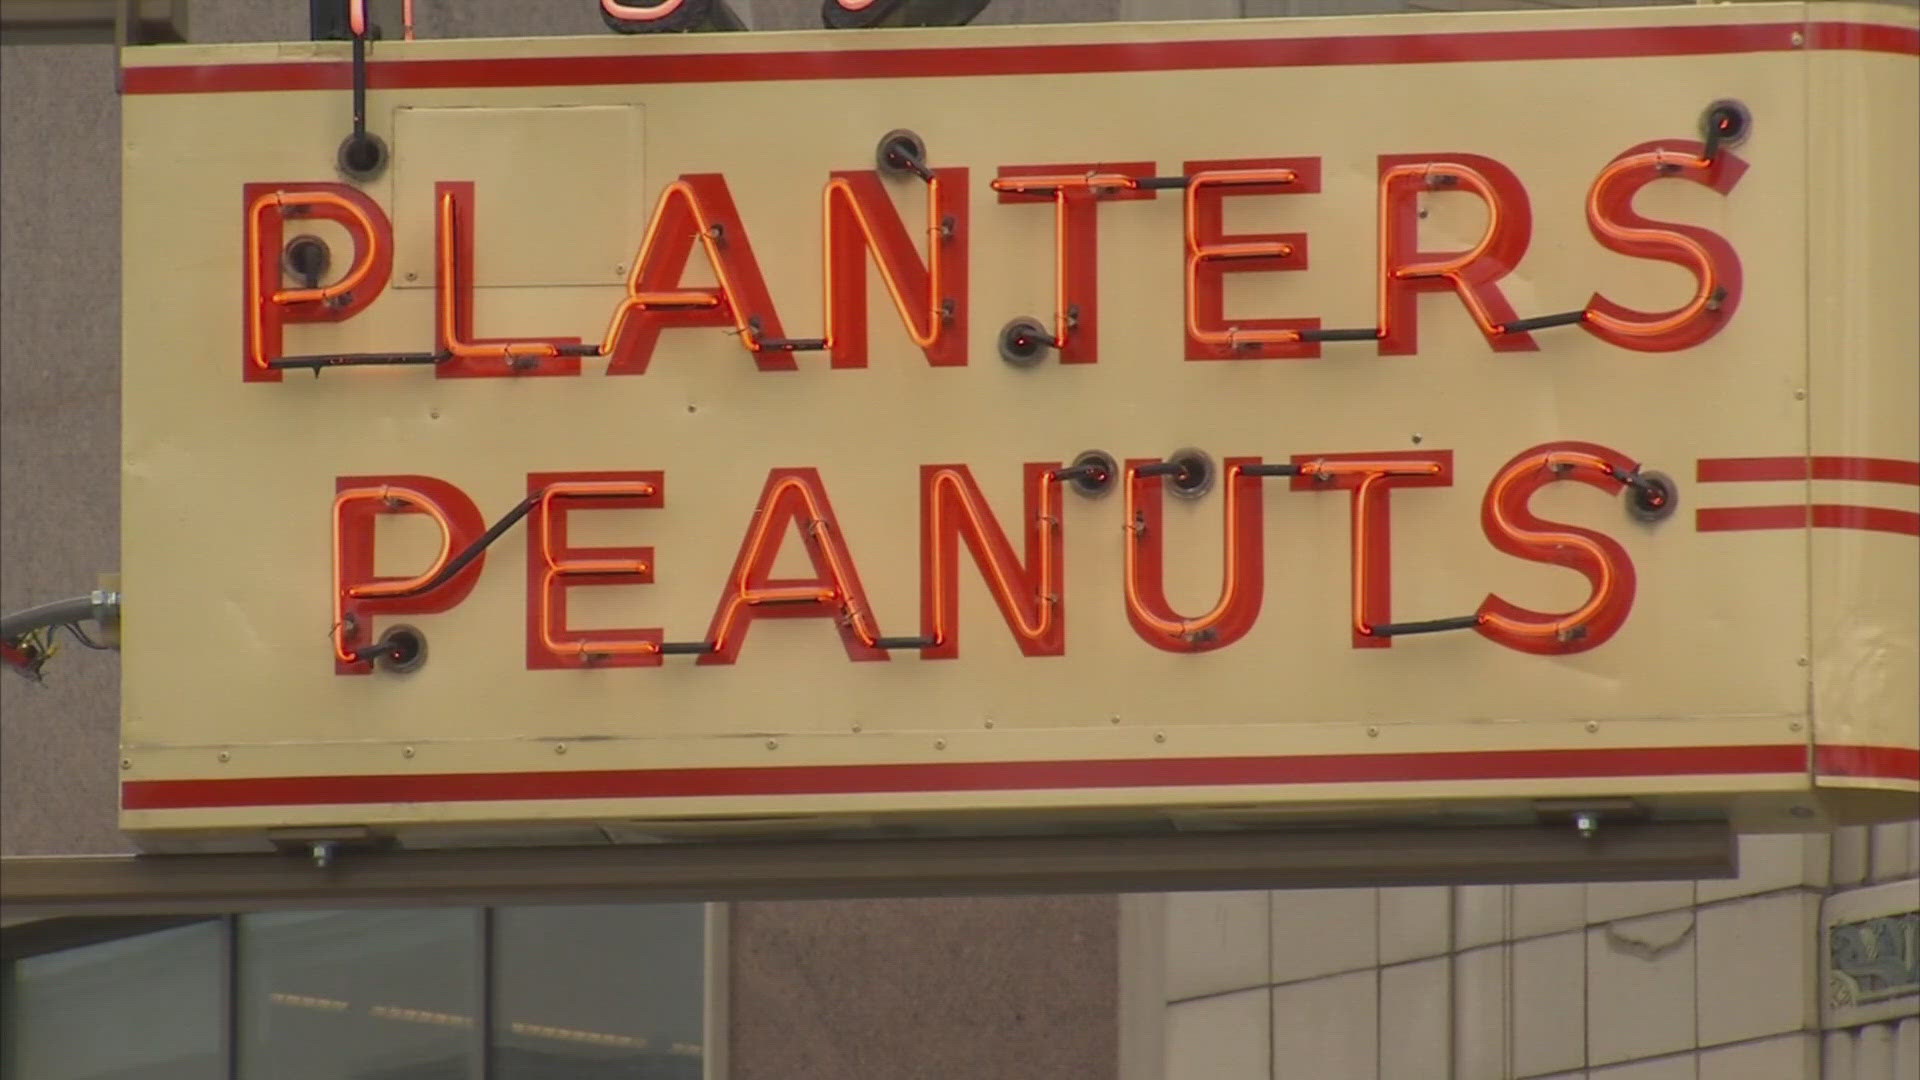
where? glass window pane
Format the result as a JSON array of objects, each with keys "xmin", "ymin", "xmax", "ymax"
[
  {"xmin": 239, "ymin": 909, "xmax": 478, "ymax": 1080},
  {"xmin": 493, "ymin": 904, "xmax": 705, "ymax": 1080},
  {"xmin": 5, "ymin": 920, "xmax": 225, "ymax": 1080}
]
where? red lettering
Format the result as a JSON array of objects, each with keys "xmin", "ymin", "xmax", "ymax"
[
  {"xmin": 919, "ymin": 463, "xmax": 1064, "ymax": 658},
  {"xmin": 1377, "ymin": 154, "xmax": 1534, "ymax": 355},
  {"xmin": 602, "ymin": 175, "xmax": 790, "ymax": 375},
  {"xmin": 1476, "ymin": 441, "xmax": 1639, "ymax": 654},
  {"xmin": 524, "ymin": 471, "xmax": 664, "ymax": 669},
  {"xmin": 1289, "ymin": 452, "xmax": 1453, "ymax": 648},
  {"xmin": 698, "ymin": 469, "xmax": 886, "ymax": 665},
  {"xmin": 823, "ymin": 168, "xmax": 969, "ymax": 368},
  {"xmin": 332, "ymin": 475, "xmax": 486, "ymax": 674},
  {"xmin": 1184, "ymin": 157, "xmax": 1321, "ymax": 360},
  {"xmin": 1583, "ymin": 140, "xmax": 1747, "ymax": 352},
  {"xmin": 1123, "ymin": 458, "xmax": 1264, "ymax": 652},
  {"xmin": 244, "ymin": 183, "xmax": 393, "ymax": 382},
  {"xmin": 434, "ymin": 182, "xmax": 583, "ymax": 378},
  {"xmin": 993, "ymin": 162, "xmax": 1158, "ymax": 364}
]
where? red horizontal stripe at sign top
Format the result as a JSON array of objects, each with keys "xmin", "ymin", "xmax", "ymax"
[
  {"xmin": 119, "ymin": 21, "xmax": 1920, "ymax": 96},
  {"xmin": 121, "ymin": 745, "xmax": 1810, "ymax": 810}
]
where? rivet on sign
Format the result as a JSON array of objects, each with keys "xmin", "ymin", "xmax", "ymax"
[
  {"xmin": 984, "ymin": 719, "xmax": 995, "ymax": 729},
  {"xmin": 1797, "ymin": 656, "xmax": 1809, "ymax": 667},
  {"xmin": 1410, "ymin": 434, "xmax": 1423, "ymax": 445},
  {"xmin": 1790, "ymin": 30, "xmax": 1804, "ymax": 47},
  {"xmin": 429, "ymin": 408, "xmax": 440, "ymax": 420},
  {"xmin": 935, "ymin": 739, "xmax": 947, "ymax": 750},
  {"xmin": 555, "ymin": 744, "xmax": 567, "ymax": 755},
  {"xmin": 1585, "ymin": 721, "xmax": 1600, "ymax": 733},
  {"xmin": 1109, "ymin": 714, "xmax": 1121, "ymax": 724},
  {"xmin": 121, "ymin": 759, "xmax": 132, "ymax": 770},
  {"xmin": 766, "ymin": 739, "xmax": 778, "ymax": 750},
  {"xmin": 1794, "ymin": 389, "xmax": 1807, "ymax": 400},
  {"xmin": 1789, "ymin": 722, "xmax": 1803, "ymax": 732},
  {"xmin": 615, "ymin": 265, "xmax": 626, "ymax": 276},
  {"xmin": 1367, "ymin": 726, "xmax": 1380, "ymax": 738},
  {"xmin": 850, "ymin": 724, "xmax": 863, "ymax": 734},
  {"xmin": 403, "ymin": 746, "xmax": 415, "ymax": 758},
  {"xmin": 1154, "ymin": 732, "xmax": 1166, "ymax": 743},
  {"xmin": 404, "ymin": 271, "xmax": 417, "ymax": 282},
  {"xmin": 218, "ymin": 751, "xmax": 230, "ymax": 763}
]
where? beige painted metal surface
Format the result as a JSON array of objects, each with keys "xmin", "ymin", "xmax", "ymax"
[{"xmin": 118, "ymin": 2, "xmax": 1918, "ymax": 843}]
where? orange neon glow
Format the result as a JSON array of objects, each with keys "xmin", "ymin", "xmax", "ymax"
[
  {"xmin": 1297, "ymin": 459, "xmax": 1447, "ymax": 638},
  {"xmin": 348, "ymin": 0, "xmax": 367, "ymax": 35},
  {"xmin": 923, "ymin": 466, "xmax": 1060, "ymax": 647},
  {"xmin": 332, "ymin": 485, "xmax": 455, "ymax": 663},
  {"xmin": 437, "ymin": 192, "xmax": 562, "ymax": 363},
  {"xmin": 601, "ymin": 0, "xmax": 686, "ymax": 19},
  {"xmin": 246, "ymin": 190, "xmax": 383, "ymax": 370},
  {"xmin": 1377, "ymin": 163, "xmax": 1507, "ymax": 338},
  {"xmin": 709, "ymin": 477, "xmax": 879, "ymax": 653},
  {"xmin": 1584, "ymin": 149, "xmax": 1721, "ymax": 340},
  {"xmin": 990, "ymin": 172, "xmax": 1141, "ymax": 350},
  {"xmin": 598, "ymin": 180, "xmax": 754, "ymax": 355},
  {"xmin": 821, "ymin": 173, "xmax": 949, "ymax": 351},
  {"xmin": 537, "ymin": 481, "xmax": 659, "ymax": 659},
  {"xmin": 1122, "ymin": 460, "xmax": 1256, "ymax": 641},
  {"xmin": 1185, "ymin": 169, "xmax": 1303, "ymax": 351},
  {"xmin": 1480, "ymin": 450, "xmax": 1625, "ymax": 642}
]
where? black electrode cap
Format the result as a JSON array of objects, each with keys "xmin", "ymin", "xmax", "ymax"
[
  {"xmin": 875, "ymin": 129, "xmax": 930, "ymax": 179},
  {"xmin": 1066, "ymin": 450, "xmax": 1117, "ymax": 498},
  {"xmin": 1626, "ymin": 470, "xmax": 1679, "ymax": 524},
  {"xmin": 281, "ymin": 235, "xmax": 331, "ymax": 287},
  {"xmin": 1702, "ymin": 100, "xmax": 1751, "ymax": 152},
  {"xmin": 1165, "ymin": 448, "xmax": 1216, "ymax": 500},
  {"xmin": 336, "ymin": 130, "xmax": 389, "ymax": 183},
  {"xmin": 373, "ymin": 625, "xmax": 427, "ymax": 674},
  {"xmin": 998, "ymin": 316, "xmax": 1051, "ymax": 367}
]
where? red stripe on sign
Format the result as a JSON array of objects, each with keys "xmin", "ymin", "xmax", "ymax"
[
  {"xmin": 1697, "ymin": 457, "xmax": 1920, "ymax": 485},
  {"xmin": 118, "ymin": 21, "xmax": 1915, "ymax": 96},
  {"xmin": 1696, "ymin": 505, "xmax": 1920, "ymax": 536},
  {"xmin": 1817, "ymin": 745, "xmax": 1920, "ymax": 782},
  {"xmin": 121, "ymin": 744, "xmax": 1808, "ymax": 810}
]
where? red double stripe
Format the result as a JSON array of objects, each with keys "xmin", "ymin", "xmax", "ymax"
[{"xmin": 1695, "ymin": 456, "xmax": 1920, "ymax": 537}]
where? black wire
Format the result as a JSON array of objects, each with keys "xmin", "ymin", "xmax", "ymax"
[{"xmin": 63, "ymin": 623, "xmax": 110, "ymax": 650}]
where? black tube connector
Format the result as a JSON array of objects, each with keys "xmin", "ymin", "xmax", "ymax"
[
  {"xmin": 874, "ymin": 635, "xmax": 939, "ymax": 650},
  {"xmin": 272, "ymin": 351, "xmax": 448, "ymax": 373},
  {"xmin": 755, "ymin": 337, "xmax": 830, "ymax": 352},
  {"xmin": 1499, "ymin": 310, "xmax": 1589, "ymax": 334},
  {"xmin": 659, "ymin": 641, "xmax": 717, "ymax": 656},
  {"xmin": 1368, "ymin": 615, "xmax": 1483, "ymax": 637},
  {"xmin": 1299, "ymin": 327, "xmax": 1382, "ymax": 343},
  {"xmin": 1239, "ymin": 463, "xmax": 1303, "ymax": 477}
]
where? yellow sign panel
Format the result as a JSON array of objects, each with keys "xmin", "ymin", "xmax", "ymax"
[{"xmin": 119, "ymin": 3, "xmax": 1918, "ymax": 843}]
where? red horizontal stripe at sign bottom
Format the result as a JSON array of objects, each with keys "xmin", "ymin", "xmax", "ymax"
[
  {"xmin": 118, "ymin": 21, "xmax": 1920, "ymax": 96},
  {"xmin": 1817, "ymin": 745, "xmax": 1920, "ymax": 783},
  {"xmin": 122, "ymin": 745, "xmax": 1810, "ymax": 810}
]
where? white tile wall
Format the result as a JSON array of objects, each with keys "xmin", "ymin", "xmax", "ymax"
[
  {"xmin": 1271, "ymin": 888, "xmax": 1377, "ymax": 984},
  {"xmin": 1696, "ymin": 891, "xmax": 1818, "ymax": 1047},
  {"xmin": 1452, "ymin": 944, "xmax": 1507, "ymax": 1080},
  {"xmin": 1588, "ymin": 1052, "xmax": 1693, "ymax": 1078},
  {"xmin": 1894, "ymin": 1017, "xmax": 1919, "ymax": 1080},
  {"xmin": 1586, "ymin": 911, "xmax": 1697, "ymax": 1066},
  {"xmin": 1697, "ymin": 832, "xmax": 1828, "ymax": 903},
  {"xmin": 1165, "ymin": 891, "xmax": 1271, "ymax": 1001},
  {"xmin": 1271, "ymin": 970, "xmax": 1377, "ymax": 1080},
  {"xmin": 1697, "ymin": 1032, "xmax": 1817, "ymax": 1079},
  {"xmin": 1379, "ymin": 886, "xmax": 1451, "ymax": 965},
  {"xmin": 1869, "ymin": 821, "xmax": 1918, "ymax": 883},
  {"xmin": 1166, "ymin": 986, "xmax": 1269, "ymax": 1080},
  {"xmin": 1513, "ymin": 883, "xmax": 1586, "ymax": 939},
  {"xmin": 1833, "ymin": 826, "xmax": 1871, "ymax": 886},
  {"xmin": 1380, "ymin": 958, "xmax": 1448, "ymax": 1080},
  {"xmin": 1854, "ymin": 1022, "xmax": 1896, "ymax": 1079},
  {"xmin": 1454, "ymin": 885, "xmax": 1508, "ymax": 951},
  {"xmin": 1512, "ymin": 930, "xmax": 1585, "ymax": 1077},
  {"xmin": 1824, "ymin": 1028, "xmax": 1856, "ymax": 1078},
  {"xmin": 1586, "ymin": 881, "xmax": 1693, "ymax": 924}
]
